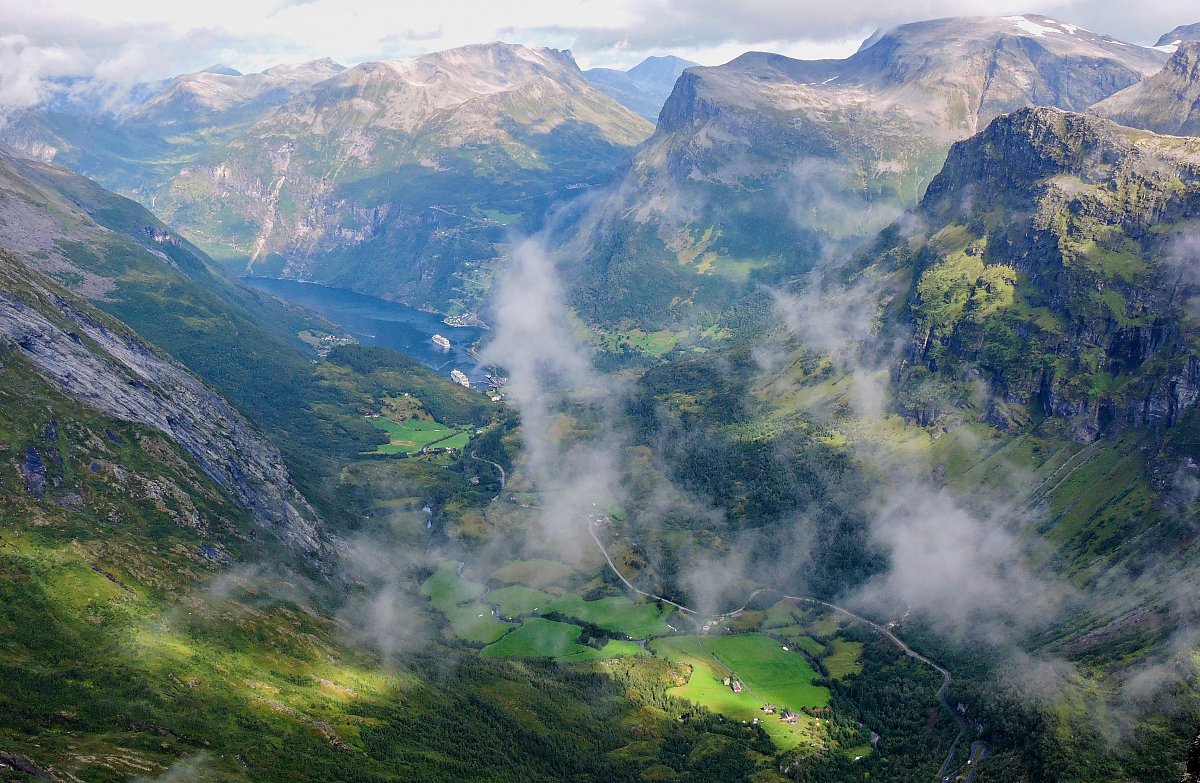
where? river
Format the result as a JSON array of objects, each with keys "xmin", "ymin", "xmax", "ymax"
[{"xmin": 241, "ymin": 277, "xmax": 490, "ymax": 386}]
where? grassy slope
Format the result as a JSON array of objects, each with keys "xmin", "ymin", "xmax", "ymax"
[{"xmin": 0, "ymin": 308, "xmax": 784, "ymax": 783}]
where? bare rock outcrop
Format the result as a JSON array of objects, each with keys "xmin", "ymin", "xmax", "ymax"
[{"xmin": 0, "ymin": 256, "xmax": 326, "ymax": 562}]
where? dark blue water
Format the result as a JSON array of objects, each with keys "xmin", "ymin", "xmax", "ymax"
[{"xmin": 242, "ymin": 277, "xmax": 489, "ymax": 386}]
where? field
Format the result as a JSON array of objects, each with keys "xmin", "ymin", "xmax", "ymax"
[
  {"xmin": 443, "ymin": 602, "xmax": 514, "ymax": 644},
  {"xmin": 422, "ymin": 562, "xmax": 666, "ymax": 654},
  {"xmin": 490, "ymin": 585, "xmax": 555, "ymax": 617},
  {"xmin": 807, "ymin": 612, "xmax": 845, "ymax": 638},
  {"xmin": 545, "ymin": 593, "xmax": 673, "ymax": 638},
  {"xmin": 421, "ymin": 561, "xmax": 485, "ymax": 609},
  {"xmin": 369, "ymin": 416, "xmax": 469, "ymax": 454},
  {"xmin": 421, "ymin": 563, "xmax": 513, "ymax": 643},
  {"xmin": 476, "ymin": 618, "xmax": 579, "ymax": 658},
  {"xmin": 822, "ymin": 639, "xmax": 863, "ymax": 680},
  {"xmin": 785, "ymin": 633, "xmax": 827, "ymax": 658},
  {"xmin": 428, "ymin": 563, "xmax": 670, "ymax": 638},
  {"xmin": 489, "ymin": 558, "xmax": 573, "ymax": 588},
  {"xmin": 763, "ymin": 599, "xmax": 808, "ymax": 629},
  {"xmin": 480, "ymin": 619, "xmax": 644, "ymax": 661},
  {"xmin": 650, "ymin": 634, "xmax": 830, "ymax": 749}
]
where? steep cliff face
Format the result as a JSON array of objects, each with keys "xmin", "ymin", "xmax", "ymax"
[
  {"xmin": 0, "ymin": 145, "xmax": 358, "ymax": 559},
  {"xmin": 1092, "ymin": 42, "xmax": 1200, "ymax": 136},
  {"xmin": 886, "ymin": 108, "xmax": 1200, "ymax": 440},
  {"xmin": 573, "ymin": 15, "xmax": 1167, "ymax": 326},
  {"xmin": 0, "ymin": 251, "xmax": 326, "ymax": 558}
]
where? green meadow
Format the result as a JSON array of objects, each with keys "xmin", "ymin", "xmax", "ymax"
[
  {"xmin": 650, "ymin": 634, "xmax": 830, "ymax": 749},
  {"xmin": 480, "ymin": 618, "xmax": 645, "ymax": 660},
  {"xmin": 545, "ymin": 593, "xmax": 673, "ymax": 638},
  {"xmin": 369, "ymin": 416, "xmax": 470, "ymax": 454}
]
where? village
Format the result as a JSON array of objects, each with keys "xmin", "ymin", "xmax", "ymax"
[{"xmin": 719, "ymin": 674, "xmax": 834, "ymax": 729}]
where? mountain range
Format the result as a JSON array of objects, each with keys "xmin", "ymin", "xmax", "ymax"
[
  {"xmin": 3, "ymin": 44, "xmax": 652, "ymax": 316},
  {"xmin": 570, "ymin": 14, "xmax": 1170, "ymax": 326},
  {"xmin": 5, "ymin": 10, "xmax": 1200, "ymax": 782},
  {"xmin": 1093, "ymin": 41, "xmax": 1200, "ymax": 136}
]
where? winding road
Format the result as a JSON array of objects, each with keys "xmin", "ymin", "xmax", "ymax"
[
  {"xmin": 470, "ymin": 450, "xmax": 507, "ymax": 502},
  {"xmin": 585, "ymin": 520, "xmax": 982, "ymax": 781}
]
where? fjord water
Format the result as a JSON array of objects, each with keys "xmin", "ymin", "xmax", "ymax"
[{"xmin": 242, "ymin": 277, "xmax": 488, "ymax": 385}]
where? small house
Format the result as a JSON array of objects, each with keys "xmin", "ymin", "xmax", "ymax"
[
  {"xmin": 761, "ymin": 704, "xmax": 776, "ymax": 714},
  {"xmin": 780, "ymin": 711, "xmax": 798, "ymax": 724}
]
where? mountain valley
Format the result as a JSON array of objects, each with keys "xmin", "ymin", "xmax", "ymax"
[{"xmin": 3, "ymin": 7, "xmax": 1200, "ymax": 783}]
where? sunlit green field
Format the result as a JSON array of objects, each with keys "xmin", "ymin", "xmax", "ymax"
[
  {"xmin": 490, "ymin": 585, "xmax": 556, "ymax": 617},
  {"xmin": 650, "ymin": 634, "xmax": 830, "ymax": 749},
  {"xmin": 369, "ymin": 417, "xmax": 469, "ymax": 454},
  {"xmin": 421, "ymin": 561, "xmax": 485, "ymax": 609}
]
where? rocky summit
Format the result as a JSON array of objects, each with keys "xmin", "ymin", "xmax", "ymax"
[{"xmin": 1157, "ymin": 23, "xmax": 1200, "ymax": 49}]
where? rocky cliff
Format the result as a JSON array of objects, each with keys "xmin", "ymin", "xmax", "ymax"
[
  {"xmin": 1158, "ymin": 23, "xmax": 1200, "ymax": 49},
  {"xmin": 1183, "ymin": 730, "xmax": 1200, "ymax": 783},
  {"xmin": 0, "ymin": 144, "xmax": 344, "ymax": 561},
  {"xmin": 885, "ymin": 108, "xmax": 1200, "ymax": 440},
  {"xmin": 1092, "ymin": 42, "xmax": 1200, "ymax": 136},
  {"xmin": 572, "ymin": 15, "xmax": 1167, "ymax": 326},
  {"xmin": 0, "ymin": 251, "xmax": 326, "ymax": 559}
]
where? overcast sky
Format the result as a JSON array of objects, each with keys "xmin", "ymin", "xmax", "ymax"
[{"xmin": 1, "ymin": 0, "xmax": 1197, "ymax": 111}]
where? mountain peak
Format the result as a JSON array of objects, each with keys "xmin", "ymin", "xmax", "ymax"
[
  {"xmin": 855, "ymin": 14, "xmax": 1165, "ymax": 76},
  {"xmin": 382, "ymin": 41, "xmax": 578, "ymax": 71},
  {"xmin": 202, "ymin": 63, "xmax": 242, "ymax": 76},
  {"xmin": 627, "ymin": 55, "xmax": 696, "ymax": 78},
  {"xmin": 927, "ymin": 107, "xmax": 1121, "ymax": 203},
  {"xmin": 1091, "ymin": 41, "xmax": 1200, "ymax": 136},
  {"xmin": 1155, "ymin": 22, "xmax": 1200, "ymax": 49}
]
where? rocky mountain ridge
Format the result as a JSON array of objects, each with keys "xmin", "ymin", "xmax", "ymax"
[
  {"xmin": 1092, "ymin": 41, "xmax": 1200, "ymax": 136},
  {"xmin": 1, "ymin": 43, "xmax": 653, "ymax": 314},
  {"xmin": 867, "ymin": 107, "xmax": 1200, "ymax": 440},
  {"xmin": 571, "ymin": 14, "xmax": 1168, "ymax": 326},
  {"xmin": 1157, "ymin": 23, "xmax": 1200, "ymax": 49},
  {"xmin": 130, "ymin": 57, "xmax": 346, "ymax": 128}
]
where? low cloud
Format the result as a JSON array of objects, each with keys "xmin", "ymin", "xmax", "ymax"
[
  {"xmin": 134, "ymin": 753, "xmax": 212, "ymax": 783},
  {"xmin": 335, "ymin": 536, "xmax": 439, "ymax": 660},
  {"xmin": 538, "ymin": 0, "xmax": 1193, "ymax": 58},
  {"xmin": 480, "ymin": 235, "xmax": 629, "ymax": 559},
  {"xmin": 0, "ymin": 34, "xmax": 86, "ymax": 113},
  {"xmin": 853, "ymin": 481, "xmax": 1070, "ymax": 640}
]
